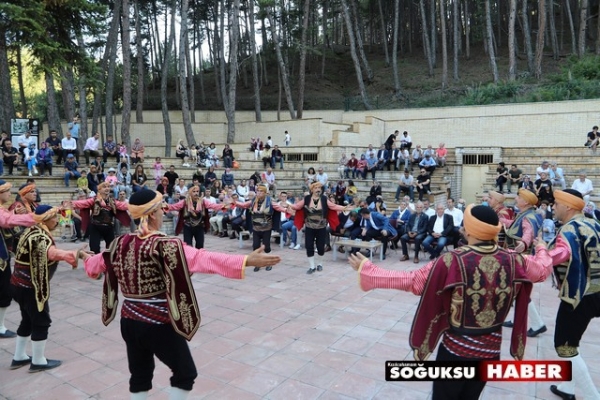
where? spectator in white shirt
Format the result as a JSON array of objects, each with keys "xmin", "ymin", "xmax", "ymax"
[
  {"xmin": 174, "ymin": 178, "xmax": 189, "ymax": 197},
  {"xmin": 61, "ymin": 131, "xmax": 79, "ymax": 164},
  {"xmin": 572, "ymin": 172, "xmax": 594, "ymax": 203},
  {"xmin": 400, "ymin": 131, "xmax": 412, "ymax": 151},
  {"xmin": 316, "ymin": 167, "xmax": 328, "ymax": 186},
  {"xmin": 444, "ymin": 197, "xmax": 464, "ymax": 245},
  {"xmin": 17, "ymin": 130, "xmax": 36, "ymax": 159},
  {"xmin": 550, "ymin": 161, "xmax": 566, "ymax": 190},
  {"xmin": 83, "ymin": 132, "xmax": 101, "ymax": 165}
]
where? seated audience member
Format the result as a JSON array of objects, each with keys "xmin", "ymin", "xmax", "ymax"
[
  {"xmin": 376, "ymin": 145, "xmax": 388, "ymax": 170},
  {"xmin": 131, "ymin": 138, "xmax": 145, "ymax": 164},
  {"xmin": 365, "ymin": 180, "xmax": 382, "ymax": 205},
  {"xmin": 222, "ymin": 144, "xmax": 234, "ymax": 168},
  {"xmin": 331, "ymin": 210, "xmax": 361, "ymax": 253},
  {"xmin": 3, "ymin": 140, "xmax": 20, "ymax": 175},
  {"xmin": 535, "ymin": 171, "xmax": 554, "ymax": 204},
  {"xmin": 419, "ymin": 153, "xmax": 437, "ymax": 174},
  {"xmin": 63, "ymin": 154, "xmax": 80, "ymax": 187},
  {"xmin": 365, "ymin": 153, "xmax": 378, "ymax": 179},
  {"xmin": 520, "ymin": 174, "xmax": 534, "ymax": 191},
  {"xmin": 549, "ymin": 161, "xmax": 566, "ymax": 190},
  {"xmin": 399, "ymin": 131, "xmax": 412, "ymax": 151},
  {"xmin": 444, "ymin": 197, "xmax": 464, "ymax": 246},
  {"xmin": 395, "ymin": 169, "xmax": 414, "ymax": 202},
  {"xmin": 571, "ymin": 172, "xmax": 594, "ymax": 203},
  {"xmin": 261, "ymin": 145, "xmax": 272, "ymax": 168},
  {"xmin": 411, "ymin": 145, "xmax": 423, "ymax": 167},
  {"xmin": 131, "ymin": 164, "xmax": 148, "ymax": 193},
  {"xmin": 390, "ymin": 201, "xmax": 411, "ymax": 237},
  {"xmin": 415, "ymin": 169, "xmax": 431, "ymax": 201},
  {"xmin": 175, "ymin": 140, "xmax": 190, "ymax": 167},
  {"xmin": 355, "ymin": 208, "xmax": 396, "ymax": 260},
  {"xmin": 221, "ymin": 168, "xmax": 235, "ymax": 188},
  {"xmin": 344, "ymin": 153, "xmax": 359, "ymax": 179},
  {"xmin": 102, "ymin": 134, "xmax": 119, "ymax": 164},
  {"xmin": 506, "ymin": 164, "xmax": 522, "ymax": 194},
  {"xmin": 114, "ymin": 166, "xmax": 132, "ymax": 199},
  {"xmin": 45, "ymin": 130, "xmax": 62, "ymax": 164},
  {"xmin": 83, "ymin": 132, "xmax": 101, "ymax": 165},
  {"xmin": 355, "ymin": 155, "xmax": 368, "ymax": 179},
  {"xmin": 271, "ymin": 145, "xmax": 284, "ymax": 169},
  {"xmin": 400, "ymin": 201, "xmax": 428, "ymax": 263},
  {"xmin": 422, "ymin": 203, "xmax": 454, "ymax": 259},
  {"xmin": 157, "ymin": 176, "xmax": 173, "ymax": 200},
  {"xmin": 585, "ymin": 125, "xmax": 599, "ymax": 152},
  {"xmin": 36, "ymin": 141, "xmax": 54, "ymax": 176},
  {"xmin": 495, "ymin": 161, "xmax": 508, "ymax": 193},
  {"xmin": 435, "ymin": 143, "xmax": 447, "ymax": 167}
]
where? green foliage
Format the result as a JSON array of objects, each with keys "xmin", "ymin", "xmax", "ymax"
[
  {"xmin": 565, "ymin": 55, "xmax": 600, "ymax": 81},
  {"xmin": 462, "ymin": 81, "xmax": 521, "ymax": 105}
]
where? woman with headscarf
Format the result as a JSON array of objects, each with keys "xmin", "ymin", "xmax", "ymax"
[
  {"xmin": 131, "ymin": 138, "xmax": 145, "ymax": 164},
  {"xmin": 35, "ymin": 142, "xmax": 54, "ymax": 177}
]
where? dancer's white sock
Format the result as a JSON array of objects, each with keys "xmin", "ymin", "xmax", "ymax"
[
  {"xmin": 14, "ymin": 335, "xmax": 30, "ymax": 361},
  {"xmin": 31, "ymin": 340, "xmax": 48, "ymax": 365},
  {"xmin": 527, "ymin": 301, "xmax": 545, "ymax": 330},
  {"xmin": 169, "ymin": 387, "xmax": 190, "ymax": 400},
  {"xmin": 571, "ymin": 354, "xmax": 600, "ymax": 399},
  {"xmin": 308, "ymin": 256, "xmax": 315, "ymax": 270}
]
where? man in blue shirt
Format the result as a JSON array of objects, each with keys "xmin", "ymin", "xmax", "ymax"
[
  {"xmin": 63, "ymin": 154, "xmax": 81, "ymax": 187},
  {"xmin": 419, "ymin": 153, "xmax": 437, "ymax": 174}
]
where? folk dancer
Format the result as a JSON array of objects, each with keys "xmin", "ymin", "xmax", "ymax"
[
  {"xmin": 10, "ymin": 205, "xmax": 90, "ymax": 371},
  {"xmin": 236, "ymin": 184, "xmax": 280, "ymax": 272},
  {"xmin": 84, "ymin": 189, "xmax": 281, "ymax": 399},
  {"xmin": 71, "ymin": 182, "xmax": 130, "ymax": 254},
  {"xmin": 281, "ymin": 182, "xmax": 349, "ymax": 274},
  {"xmin": 488, "ymin": 190, "xmax": 514, "ymax": 248},
  {"xmin": 502, "ymin": 188, "xmax": 547, "ymax": 337},
  {"xmin": 543, "ymin": 189, "xmax": 600, "ymax": 400},
  {"xmin": 348, "ymin": 205, "xmax": 554, "ymax": 400},
  {"xmin": 0, "ymin": 180, "xmax": 39, "ymax": 339},
  {"xmin": 166, "ymin": 185, "xmax": 223, "ymax": 249}
]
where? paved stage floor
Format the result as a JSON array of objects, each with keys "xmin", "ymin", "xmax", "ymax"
[{"xmin": 1, "ymin": 233, "xmax": 598, "ymax": 399}]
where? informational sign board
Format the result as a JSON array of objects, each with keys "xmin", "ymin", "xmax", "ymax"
[{"xmin": 11, "ymin": 118, "xmax": 40, "ymax": 148}]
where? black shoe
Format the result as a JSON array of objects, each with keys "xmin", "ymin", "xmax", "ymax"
[
  {"xmin": 527, "ymin": 325, "xmax": 547, "ymax": 337},
  {"xmin": 0, "ymin": 329, "xmax": 16, "ymax": 339},
  {"xmin": 316, "ymin": 265, "xmax": 323, "ymax": 271},
  {"xmin": 253, "ymin": 267, "xmax": 260, "ymax": 272},
  {"xmin": 306, "ymin": 268, "xmax": 316, "ymax": 274},
  {"xmin": 29, "ymin": 359, "xmax": 62, "ymax": 373},
  {"xmin": 502, "ymin": 321, "xmax": 514, "ymax": 328},
  {"xmin": 550, "ymin": 384, "xmax": 576, "ymax": 400},
  {"xmin": 266, "ymin": 266, "xmax": 272, "ymax": 271},
  {"xmin": 382, "ymin": 254, "xmax": 386, "ymax": 260},
  {"xmin": 230, "ymin": 235, "xmax": 236, "ymax": 239},
  {"xmin": 10, "ymin": 357, "xmax": 31, "ymax": 370},
  {"xmin": 429, "ymin": 255, "xmax": 435, "ymax": 260}
]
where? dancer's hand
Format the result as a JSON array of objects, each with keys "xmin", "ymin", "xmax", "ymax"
[
  {"xmin": 246, "ymin": 245, "xmax": 281, "ymax": 268},
  {"xmin": 348, "ymin": 252, "xmax": 366, "ymax": 271},
  {"xmin": 533, "ymin": 231, "xmax": 547, "ymax": 250}
]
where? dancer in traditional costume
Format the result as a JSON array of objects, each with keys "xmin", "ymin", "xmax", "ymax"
[
  {"xmin": 0, "ymin": 180, "xmax": 39, "ymax": 339},
  {"xmin": 84, "ymin": 190, "xmax": 281, "ymax": 399},
  {"xmin": 487, "ymin": 190, "xmax": 514, "ymax": 247},
  {"xmin": 10, "ymin": 205, "xmax": 89, "ymax": 371},
  {"xmin": 502, "ymin": 188, "xmax": 547, "ymax": 336},
  {"xmin": 349, "ymin": 205, "xmax": 554, "ymax": 400},
  {"xmin": 166, "ymin": 185, "xmax": 224, "ymax": 248},
  {"xmin": 71, "ymin": 182, "xmax": 130, "ymax": 254},
  {"xmin": 6, "ymin": 183, "xmax": 39, "ymax": 249},
  {"xmin": 282, "ymin": 182, "xmax": 350, "ymax": 274},
  {"xmin": 236, "ymin": 184, "xmax": 280, "ymax": 272},
  {"xmin": 542, "ymin": 189, "xmax": 600, "ymax": 400}
]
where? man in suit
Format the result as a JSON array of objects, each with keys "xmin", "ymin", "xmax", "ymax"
[
  {"xmin": 400, "ymin": 201, "xmax": 429, "ymax": 263},
  {"xmin": 376, "ymin": 145, "xmax": 389, "ymax": 171},
  {"xmin": 356, "ymin": 208, "xmax": 397, "ymax": 260},
  {"xmin": 387, "ymin": 144, "xmax": 400, "ymax": 171},
  {"xmin": 422, "ymin": 203, "xmax": 454, "ymax": 259}
]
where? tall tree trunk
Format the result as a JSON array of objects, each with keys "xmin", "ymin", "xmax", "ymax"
[
  {"xmin": 179, "ymin": 0, "xmax": 195, "ymax": 145},
  {"xmin": 392, "ymin": 0, "xmax": 401, "ymax": 95},
  {"xmin": 16, "ymin": 46, "xmax": 27, "ymax": 117},
  {"xmin": 105, "ymin": 0, "xmax": 123, "ymax": 141},
  {"xmin": 564, "ymin": 0, "xmax": 577, "ymax": 54},
  {"xmin": 548, "ymin": 0, "xmax": 559, "ymax": 59},
  {"xmin": 377, "ymin": 0, "xmax": 390, "ymax": 66},
  {"xmin": 508, "ymin": 0, "xmax": 517, "ymax": 80},
  {"xmin": 247, "ymin": 0, "xmax": 261, "ymax": 121},
  {"xmin": 226, "ymin": 0, "xmax": 240, "ymax": 142},
  {"xmin": 121, "ymin": 0, "xmax": 132, "ymax": 148},
  {"xmin": 350, "ymin": 0, "xmax": 374, "ymax": 82},
  {"xmin": 185, "ymin": 32, "xmax": 195, "ymax": 123},
  {"xmin": 430, "ymin": 0, "xmax": 437, "ymax": 67},
  {"xmin": 464, "ymin": 0, "xmax": 470, "ymax": 59},
  {"xmin": 196, "ymin": 25, "xmax": 206, "ymax": 105},
  {"xmin": 134, "ymin": 0, "xmax": 144, "ymax": 123},
  {"xmin": 266, "ymin": 6, "xmax": 296, "ymax": 118},
  {"xmin": 76, "ymin": 35, "xmax": 88, "ymax": 141},
  {"xmin": 61, "ymin": 67, "xmax": 76, "ymax": 121},
  {"xmin": 296, "ymin": 0, "xmax": 311, "ymax": 119},
  {"xmin": 578, "ymin": 0, "xmax": 588, "ymax": 57},
  {"xmin": 420, "ymin": 0, "xmax": 434, "ymax": 76},
  {"xmin": 45, "ymin": 71, "xmax": 63, "ymax": 135},
  {"xmin": 521, "ymin": 0, "xmax": 534, "ymax": 73},
  {"xmin": 535, "ymin": 0, "xmax": 547, "ymax": 78},
  {"xmin": 452, "ymin": 0, "xmax": 459, "ymax": 80},
  {"xmin": 439, "ymin": 0, "xmax": 448, "ymax": 89},
  {"xmin": 340, "ymin": 0, "xmax": 372, "ymax": 109},
  {"xmin": 0, "ymin": 29, "xmax": 14, "ymax": 131},
  {"xmin": 321, "ymin": 0, "xmax": 329, "ymax": 78},
  {"xmin": 161, "ymin": 0, "xmax": 177, "ymax": 157},
  {"xmin": 597, "ymin": 6, "xmax": 600, "ymax": 54},
  {"xmin": 485, "ymin": 0, "xmax": 499, "ymax": 82},
  {"xmin": 91, "ymin": 0, "xmax": 121, "ymax": 138}
]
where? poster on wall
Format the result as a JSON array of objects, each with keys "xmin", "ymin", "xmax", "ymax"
[{"xmin": 10, "ymin": 118, "xmax": 40, "ymax": 148}]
